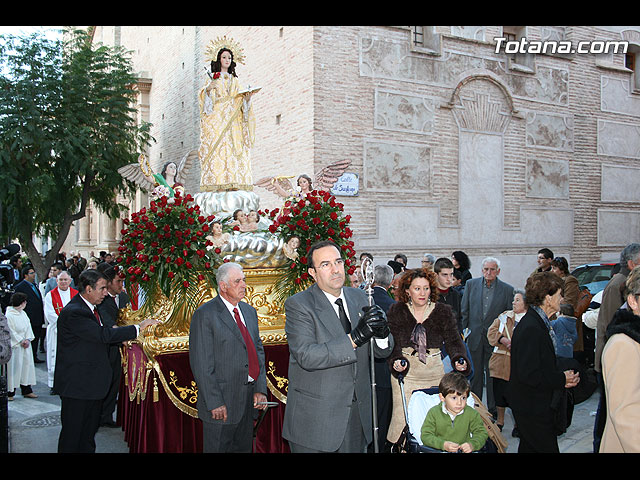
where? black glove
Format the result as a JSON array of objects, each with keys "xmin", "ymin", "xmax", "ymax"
[{"xmin": 350, "ymin": 304, "xmax": 389, "ymax": 347}]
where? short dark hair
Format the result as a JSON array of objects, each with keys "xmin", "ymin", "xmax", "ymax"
[
  {"xmin": 394, "ymin": 253, "xmax": 407, "ymax": 265},
  {"xmin": 551, "ymin": 256, "xmax": 570, "ymax": 275},
  {"xmin": 439, "ymin": 372, "xmax": 470, "ymax": 397},
  {"xmin": 10, "ymin": 292, "xmax": 28, "ymax": 307},
  {"xmin": 308, "ymin": 240, "xmax": 340, "ymax": 269},
  {"xmin": 559, "ymin": 303, "xmax": 574, "ymax": 316},
  {"xmin": 434, "ymin": 257, "xmax": 454, "ymax": 274},
  {"xmin": 78, "ymin": 269, "xmax": 107, "ymax": 292},
  {"xmin": 97, "ymin": 263, "xmax": 117, "ymax": 282},
  {"xmin": 525, "ymin": 271, "xmax": 564, "ymax": 307},
  {"xmin": 21, "ymin": 266, "xmax": 34, "ymax": 278},
  {"xmin": 359, "ymin": 252, "xmax": 373, "ymax": 262},
  {"xmin": 538, "ymin": 248, "xmax": 554, "ymax": 260}
]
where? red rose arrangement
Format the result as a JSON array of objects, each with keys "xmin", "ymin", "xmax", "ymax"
[
  {"xmin": 117, "ymin": 191, "xmax": 222, "ymax": 318},
  {"xmin": 264, "ymin": 189, "xmax": 356, "ymax": 300}
]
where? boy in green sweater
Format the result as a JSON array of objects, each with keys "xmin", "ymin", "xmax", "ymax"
[{"xmin": 420, "ymin": 372, "xmax": 488, "ymax": 453}]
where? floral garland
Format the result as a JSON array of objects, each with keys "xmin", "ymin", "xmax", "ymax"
[
  {"xmin": 264, "ymin": 189, "xmax": 356, "ymax": 301},
  {"xmin": 116, "ymin": 191, "xmax": 222, "ymax": 320}
]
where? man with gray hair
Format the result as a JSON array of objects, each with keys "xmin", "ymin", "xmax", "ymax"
[
  {"xmin": 593, "ymin": 242, "xmax": 640, "ymax": 452},
  {"xmin": 189, "ymin": 262, "xmax": 268, "ymax": 453},
  {"xmin": 461, "ymin": 256, "xmax": 514, "ymax": 414}
]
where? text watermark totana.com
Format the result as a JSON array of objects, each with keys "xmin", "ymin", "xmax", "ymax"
[{"xmin": 494, "ymin": 37, "xmax": 629, "ymax": 55}]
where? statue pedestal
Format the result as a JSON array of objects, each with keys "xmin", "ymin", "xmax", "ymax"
[{"xmin": 117, "ymin": 266, "xmax": 290, "ymax": 453}]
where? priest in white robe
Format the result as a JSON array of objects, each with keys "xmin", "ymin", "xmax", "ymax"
[{"xmin": 43, "ymin": 271, "xmax": 78, "ymax": 392}]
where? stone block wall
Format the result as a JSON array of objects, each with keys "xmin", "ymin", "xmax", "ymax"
[{"xmin": 67, "ymin": 25, "xmax": 640, "ymax": 290}]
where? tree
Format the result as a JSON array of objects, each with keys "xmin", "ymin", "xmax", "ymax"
[{"xmin": 0, "ymin": 28, "xmax": 152, "ymax": 279}]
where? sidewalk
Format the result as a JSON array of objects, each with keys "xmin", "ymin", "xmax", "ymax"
[
  {"xmin": 7, "ymin": 358, "xmax": 601, "ymax": 453},
  {"xmin": 6, "ymin": 357, "xmax": 128, "ymax": 453}
]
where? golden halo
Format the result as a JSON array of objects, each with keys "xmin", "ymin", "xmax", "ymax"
[{"xmin": 205, "ymin": 36, "xmax": 246, "ymax": 65}]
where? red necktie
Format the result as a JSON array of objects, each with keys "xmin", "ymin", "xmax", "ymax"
[
  {"xmin": 233, "ymin": 307, "xmax": 259, "ymax": 381},
  {"xmin": 94, "ymin": 307, "xmax": 102, "ymax": 326}
]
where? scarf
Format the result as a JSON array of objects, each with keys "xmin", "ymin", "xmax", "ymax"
[
  {"xmin": 606, "ymin": 307, "xmax": 640, "ymax": 345},
  {"xmin": 533, "ymin": 305, "xmax": 557, "ymax": 351}
]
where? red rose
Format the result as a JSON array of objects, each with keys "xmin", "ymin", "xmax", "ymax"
[{"xmin": 213, "ymin": 72, "xmax": 220, "ymax": 79}]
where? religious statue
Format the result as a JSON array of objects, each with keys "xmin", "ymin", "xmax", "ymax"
[
  {"xmin": 205, "ymin": 221, "xmax": 231, "ymax": 249},
  {"xmin": 282, "ymin": 235, "xmax": 300, "ymax": 261},
  {"xmin": 198, "ymin": 36, "xmax": 260, "ymax": 193},
  {"xmin": 253, "ymin": 159, "xmax": 352, "ymax": 199},
  {"xmin": 117, "ymin": 151, "xmax": 196, "ymax": 198}
]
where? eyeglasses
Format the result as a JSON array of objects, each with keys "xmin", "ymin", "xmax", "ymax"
[{"xmin": 312, "ymin": 259, "xmax": 344, "ymax": 271}]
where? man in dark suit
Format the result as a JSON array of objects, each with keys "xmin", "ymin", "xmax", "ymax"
[
  {"xmin": 55, "ymin": 269, "xmax": 156, "ymax": 453},
  {"xmin": 370, "ymin": 263, "xmax": 396, "ymax": 452},
  {"xmin": 282, "ymin": 240, "xmax": 393, "ymax": 453},
  {"xmin": 189, "ymin": 262, "xmax": 268, "ymax": 453},
  {"xmin": 96, "ymin": 264, "xmax": 130, "ymax": 427},
  {"xmin": 461, "ymin": 257, "xmax": 514, "ymax": 413},
  {"xmin": 13, "ymin": 266, "xmax": 45, "ymax": 363}
]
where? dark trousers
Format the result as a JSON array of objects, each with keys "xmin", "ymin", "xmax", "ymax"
[
  {"xmin": 100, "ymin": 348, "xmax": 121, "ymax": 424},
  {"xmin": 512, "ymin": 409, "xmax": 559, "ymax": 453},
  {"xmin": 593, "ymin": 371, "xmax": 606, "ymax": 453},
  {"xmin": 202, "ymin": 383, "xmax": 256, "ymax": 453},
  {"xmin": 469, "ymin": 341, "xmax": 494, "ymax": 411},
  {"xmin": 58, "ymin": 397, "xmax": 102, "ymax": 453}
]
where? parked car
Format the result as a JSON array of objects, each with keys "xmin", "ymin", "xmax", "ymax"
[{"xmin": 571, "ymin": 262, "xmax": 620, "ymax": 295}]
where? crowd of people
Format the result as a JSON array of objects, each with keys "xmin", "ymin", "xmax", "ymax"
[
  {"xmin": 0, "ymin": 249, "xmax": 141, "ymax": 452},
  {"xmin": 2, "ymin": 240, "xmax": 640, "ymax": 454},
  {"xmin": 345, "ymin": 244, "xmax": 639, "ymax": 453}
]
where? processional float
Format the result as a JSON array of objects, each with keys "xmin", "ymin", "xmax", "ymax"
[{"xmin": 114, "ymin": 36, "xmax": 355, "ymax": 452}]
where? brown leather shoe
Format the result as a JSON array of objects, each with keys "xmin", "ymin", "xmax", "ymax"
[{"xmin": 24, "ymin": 393, "xmax": 38, "ymax": 399}]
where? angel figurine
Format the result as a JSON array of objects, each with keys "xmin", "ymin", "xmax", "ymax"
[
  {"xmin": 282, "ymin": 235, "xmax": 300, "ymax": 261},
  {"xmin": 205, "ymin": 221, "xmax": 231, "ymax": 249},
  {"xmin": 118, "ymin": 151, "xmax": 196, "ymax": 198},
  {"xmin": 253, "ymin": 158, "xmax": 351, "ymax": 199}
]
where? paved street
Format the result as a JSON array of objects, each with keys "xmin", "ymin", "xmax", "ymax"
[{"xmin": 6, "ymin": 358, "xmax": 600, "ymax": 454}]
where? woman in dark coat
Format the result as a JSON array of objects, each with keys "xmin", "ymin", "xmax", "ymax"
[
  {"xmin": 509, "ymin": 272, "xmax": 580, "ymax": 452},
  {"xmin": 386, "ymin": 268, "xmax": 470, "ymax": 444}
]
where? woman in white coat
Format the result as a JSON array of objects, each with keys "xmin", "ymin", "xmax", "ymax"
[{"xmin": 6, "ymin": 292, "xmax": 37, "ymax": 400}]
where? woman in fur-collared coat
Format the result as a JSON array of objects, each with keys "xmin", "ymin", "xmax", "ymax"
[{"xmin": 386, "ymin": 268, "xmax": 470, "ymax": 444}]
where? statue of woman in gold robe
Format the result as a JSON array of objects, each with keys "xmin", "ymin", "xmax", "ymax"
[{"xmin": 198, "ymin": 38, "xmax": 258, "ymax": 193}]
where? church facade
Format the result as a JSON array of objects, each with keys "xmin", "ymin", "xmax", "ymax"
[{"xmin": 64, "ymin": 26, "xmax": 640, "ymax": 289}]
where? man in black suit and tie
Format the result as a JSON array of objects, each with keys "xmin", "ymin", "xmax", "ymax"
[
  {"xmin": 189, "ymin": 262, "xmax": 268, "ymax": 453},
  {"xmin": 13, "ymin": 266, "xmax": 45, "ymax": 363},
  {"xmin": 370, "ymin": 263, "xmax": 396, "ymax": 452},
  {"xmin": 96, "ymin": 264, "xmax": 130, "ymax": 428},
  {"xmin": 55, "ymin": 269, "xmax": 156, "ymax": 453}
]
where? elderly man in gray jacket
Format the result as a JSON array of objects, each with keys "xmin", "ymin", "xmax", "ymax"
[{"xmin": 461, "ymin": 257, "xmax": 514, "ymax": 413}]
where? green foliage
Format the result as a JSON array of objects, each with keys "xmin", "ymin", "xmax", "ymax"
[{"xmin": 0, "ymin": 27, "xmax": 152, "ymax": 274}]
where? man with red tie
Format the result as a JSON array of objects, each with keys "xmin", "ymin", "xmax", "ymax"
[
  {"xmin": 43, "ymin": 270, "xmax": 77, "ymax": 394},
  {"xmin": 54, "ymin": 269, "xmax": 157, "ymax": 453},
  {"xmin": 189, "ymin": 262, "xmax": 268, "ymax": 453}
]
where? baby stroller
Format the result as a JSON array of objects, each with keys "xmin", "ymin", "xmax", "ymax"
[{"xmin": 392, "ymin": 372, "xmax": 507, "ymax": 453}]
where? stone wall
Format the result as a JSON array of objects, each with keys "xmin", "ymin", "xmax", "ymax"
[{"xmin": 66, "ymin": 25, "xmax": 640, "ymax": 290}]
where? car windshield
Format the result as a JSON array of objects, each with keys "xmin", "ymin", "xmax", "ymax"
[{"xmin": 573, "ymin": 264, "xmax": 617, "ymax": 286}]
